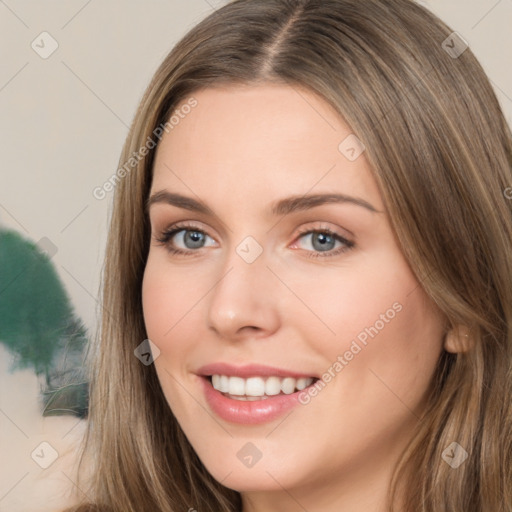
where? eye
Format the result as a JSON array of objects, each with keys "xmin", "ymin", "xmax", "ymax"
[
  {"xmin": 154, "ymin": 223, "xmax": 354, "ymax": 258},
  {"xmin": 291, "ymin": 228, "xmax": 354, "ymax": 258},
  {"xmin": 155, "ymin": 223, "xmax": 216, "ymax": 255}
]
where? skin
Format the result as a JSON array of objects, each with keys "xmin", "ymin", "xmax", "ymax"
[{"xmin": 142, "ymin": 83, "xmax": 447, "ymax": 512}]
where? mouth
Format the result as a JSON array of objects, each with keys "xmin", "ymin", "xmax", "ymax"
[
  {"xmin": 199, "ymin": 370, "xmax": 320, "ymax": 424},
  {"xmin": 196, "ymin": 362, "xmax": 321, "ymax": 423},
  {"xmin": 207, "ymin": 374, "xmax": 319, "ymax": 401}
]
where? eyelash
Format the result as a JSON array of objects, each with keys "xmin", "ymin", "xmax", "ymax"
[{"xmin": 154, "ymin": 222, "xmax": 355, "ymax": 259}]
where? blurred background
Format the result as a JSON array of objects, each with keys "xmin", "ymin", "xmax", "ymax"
[{"xmin": 0, "ymin": 0, "xmax": 511, "ymax": 510}]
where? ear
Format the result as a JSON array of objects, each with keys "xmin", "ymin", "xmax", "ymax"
[{"xmin": 444, "ymin": 325, "xmax": 474, "ymax": 353}]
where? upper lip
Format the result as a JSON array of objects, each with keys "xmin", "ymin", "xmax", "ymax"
[{"xmin": 196, "ymin": 362, "xmax": 319, "ymax": 379}]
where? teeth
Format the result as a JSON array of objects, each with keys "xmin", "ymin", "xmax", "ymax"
[
  {"xmin": 229, "ymin": 376, "xmax": 245, "ymax": 395},
  {"xmin": 265, "ymin": 376, "xmax": 281, "ymax": 396},
  {"xmin": 296, "ymin": 377, "xmax": 309, "ymax": 390},
  {"xmin": 219, "ymin": 375, "xmax": 230, "ymax": 393},
  {"xmin": 246, "ymin": 377, "xmax": 265, "ymax": 396},
  {"xmin": 210, "ymin": 375, "xmax": 315, "ymax": 397},
  {"xmin": 281, "ymin": 377, "xmax": 296, "ymax": 394}
]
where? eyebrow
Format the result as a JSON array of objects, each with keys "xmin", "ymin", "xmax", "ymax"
[{"xmin": 146, "ymin": 191, "xmax": 379, "ymax": 216}]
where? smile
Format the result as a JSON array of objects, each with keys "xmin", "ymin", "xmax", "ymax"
[
  {"xmin": 210, "ymin": 375, "xmax": 315, "ymax": 400},
  {"xmin": 196, "ymin": 363, "xmax": 320, "ymax": 424}
]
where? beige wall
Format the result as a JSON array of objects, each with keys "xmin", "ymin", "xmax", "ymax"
[{"xmin": 1, "ymin": 0, "xmax": 510, "ymax": 333}]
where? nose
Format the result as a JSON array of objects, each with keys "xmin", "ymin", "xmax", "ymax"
[{"xmin": 206, "ymin": 247, "xmax": 281, "ymax": 341}]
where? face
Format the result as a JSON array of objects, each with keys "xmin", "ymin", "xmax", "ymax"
[{"xmin": 142, "ymin": 84, "xmax": 445, "ymax": 504}]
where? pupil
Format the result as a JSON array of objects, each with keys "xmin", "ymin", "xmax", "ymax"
[
  {"xmin": 313, "ymin": 233, "xmax": 335, "ymax": 252},
  {"xmin": 185, "ymin": 231, "xmax": 204, "ymax": 248}
]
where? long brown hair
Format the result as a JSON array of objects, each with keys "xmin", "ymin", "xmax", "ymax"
[{"xmin": 69, "ymin": 1, "xmax": 512, "ymax": 510}]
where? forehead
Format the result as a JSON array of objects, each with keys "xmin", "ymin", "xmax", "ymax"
[{"xmin": 151, "ymin": 84, "xmax": 383, "ymax": 212}]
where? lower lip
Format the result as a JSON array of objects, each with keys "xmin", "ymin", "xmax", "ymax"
[{"xmin": 200, "ymin": 377, "xmax": 312, "ymax": 425}]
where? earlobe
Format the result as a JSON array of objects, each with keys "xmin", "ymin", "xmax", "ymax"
[{"xmin": 444, "ymin": 325, "xmax": 474, "ymax": 353}]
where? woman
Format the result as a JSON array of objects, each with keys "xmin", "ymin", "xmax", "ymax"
[{"xmin": 69, "ymin": 0, "xmax": 512, "ymax": 510}]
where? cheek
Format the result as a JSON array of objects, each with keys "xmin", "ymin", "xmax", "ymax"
[
  {"xmin": 329, "ymin": 290, "xmax": 444, "ymax": 452},
  {"xmin": 141, "ymin": 254, "xmax": 215, "ymax": 391},
  {"xmin": 141, "ymin": 274, "xmax": 165, "ymax": 340},
  {"xmin": 142, "ymin": 260, "xmax": 195, "ymax": 415},
  {"xmin": 278, "ymin": 249, "xmax": 413, "ymax": 345},
  {"xmin": 141, "ymin": 254, "xmax": 202, "ymax": 341},
  {"xmin": 141, "ymin": 257, "xmax": 196, "ymax": 410},
  {"xmin": 285, "ymin": 248, "xmax": 444, "ymax": 404}
]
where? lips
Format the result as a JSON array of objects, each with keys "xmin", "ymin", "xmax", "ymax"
[
  {"xmin": 196, "ymin": 363, "xmax": 319, "ymax": 424},
  {"xmin": 197, "ymin": 362, "xmax": 319, "ymax": 380}
]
